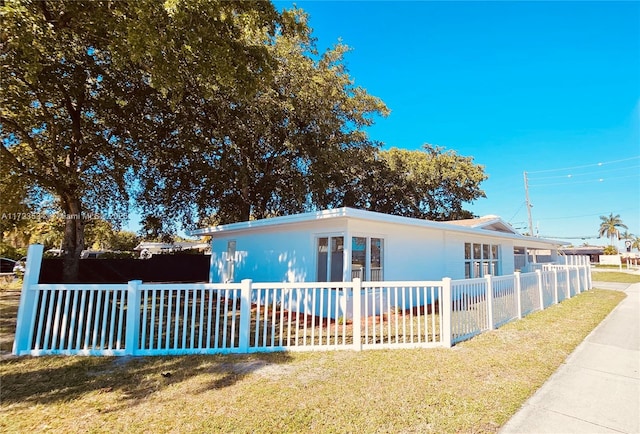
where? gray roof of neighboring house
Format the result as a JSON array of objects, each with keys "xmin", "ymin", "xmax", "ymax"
[{"xmin": 559, "ymin": 246, "xmax": 605, "ymax": 255}]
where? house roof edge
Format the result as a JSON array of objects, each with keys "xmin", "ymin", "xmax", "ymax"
[{"xmin": 188, "ymin": 207, "xmax": 565, "ymax": 246}]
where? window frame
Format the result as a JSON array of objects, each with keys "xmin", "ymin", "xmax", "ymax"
[
  {"xmin": 464, "ymin": 242, "xmax": 500, "ymax": 279},
  {"xmin": 316, "ymin": 234, "xmax": 345, "ymax": 282},
  {"xmin": 350, "ymin": 235, "xmax": 384, "ymax": 281}
]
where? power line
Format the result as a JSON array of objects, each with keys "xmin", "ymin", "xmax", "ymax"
[
  {"xmin": 529, "ymin": 173, "xmax": 640, "ymax": 188},
  {"xmin": 527, "ymin": 155, "xmax": 640, "ymax": 175},
  {"xmin": 535, "ymin": 208, "xmax": 640, "ymax": 221},
  {"xmin": 507, "ymin": 201, "xmax": 527, "ymax": 223},
  {"xmin": 529, "ymin": 164, "xmax": 640, "ymax": 181},
  {"xmin": 539, "ymin": 235, "xmax": 596, "ymax": 239},
  {"xmin": 522, "ymin": 157, "xmax": 639, "ymax": 239}
]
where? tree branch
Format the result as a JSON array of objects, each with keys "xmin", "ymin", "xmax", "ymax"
[{"xmin": 0, "ymin": 115, "xmax": 64, "ymax": 189}]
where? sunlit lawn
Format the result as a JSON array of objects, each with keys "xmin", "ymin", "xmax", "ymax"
[
  {"xmin": 0, "ymin": 284, "xmax": 625, "ymax": 433},
  {"xmin": 592, "ymin": 271, "xmax": 640, "ymax": 284}
]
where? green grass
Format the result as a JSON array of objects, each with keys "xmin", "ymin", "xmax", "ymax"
[
  {"xmin": 592, "ymin": 271, "xmax": 640, "ymax": 284},
  {"xmin": 0, "ymin": 289, "xmax": 20, "ymax": 352},
  {"xmin": 0, "ymin": 287, "xmax": 624, "ymax": 433},
  {"xmin": 0, "ymin": 278, "xmax": 22, "ymax": 291}
]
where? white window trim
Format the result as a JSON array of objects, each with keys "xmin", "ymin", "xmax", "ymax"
[
  {"xmin": 314, "ymin": 233, "xmax": 346, "ymax": 282},
  {"xmin": 350, "ymin": 233, "xmax": 385, "ymax": 281},
  {"xmin": 465, "ymin": 242, "xmax": 501, "ymax": 279}
]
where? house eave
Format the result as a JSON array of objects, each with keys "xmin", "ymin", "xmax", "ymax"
[
  {"xmin": 188, "ymin": 208, "xmax": 352, "ymax": 237},
  {"xmin": 188, "ymin": 207, "xmax": 565, "ymax": 247}
]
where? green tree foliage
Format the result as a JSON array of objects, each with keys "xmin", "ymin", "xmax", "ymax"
[
  {"xmin": 1, "ymin": 1, "xmax": 487, "ymax": 284},
  {"xmin": 109, "ymin": 230, "xmax": 140, "ymax": 252},
  {"xmin": 1, "ymin": 0, "xmax": 286, "ymax": 280},
  {"xmin": 138, "ymin": 215, "xmax": 175, "ymax": 244},
  {"xmin": 137, "ymin": 11, "xmax": 484, "ymax": 226},
  {"xmin": 138, "ymin": 8, "xmax": 389, "ymax": 224},
  {"xmin": 84, "ymin": 218, "xmax": 115, "ymax": 250},
  {"xmin": 1, "ymin": 170, "xmax": 63, "ymax": 253},
  {"xmin": 335, "ymin": 145, "xmax": 487, "ymax": 221},
  {"xmin": 0, "ymin": 171, "xmax": 33, "ymax": 252},
  {"xmin": 598, "ymin": 213, "xmax": 628, "ymax": 247},
  {"xmin": 83, "ymin": 219, "xmax": 140, "ymax": 251}
]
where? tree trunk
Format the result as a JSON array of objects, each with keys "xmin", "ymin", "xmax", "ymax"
[{"xmin": 61, "ymin": 195, "xmax": 85, "ymax": 283}]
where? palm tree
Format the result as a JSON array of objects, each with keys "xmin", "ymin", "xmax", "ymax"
[
  {"xmin": 619, "ymin": 230, "xmax": 635, "ymax": 253},
  {"xmin": 632, "ymin": 236, "xmax": 640, "ymax": 252},
  {"xmin": 619, "ymin": 230, "xmax": 634, "ymax": 241},
  {"xmin": 598, "ymin": 213, "xmax": 628, "ymax": 246}
]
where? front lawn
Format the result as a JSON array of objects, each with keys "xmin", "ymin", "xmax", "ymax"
[
  {"xmin": 0, "ymin": 287, "xmax": 624, "ymax": 433},
  {"xmin": 592, "ymin": 271, "xmax": 640, "ymax": 284}
]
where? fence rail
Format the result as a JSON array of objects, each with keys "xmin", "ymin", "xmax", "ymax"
[{"xmin": 13, "ymin": 245, "xmax": 592, "ymax": 356}]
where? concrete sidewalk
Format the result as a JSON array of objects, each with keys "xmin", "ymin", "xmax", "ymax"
[{"xmin": 500, "ymin": 282, "xmax": 640, "ymax": 434}]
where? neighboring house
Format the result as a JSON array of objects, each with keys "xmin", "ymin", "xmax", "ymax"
[
  {"xmin": 188, "ymin": 207, "xmax": 564, "ymax": 283},
  {"xmin": 559, "ymin": 245, "xmax": 604, "ymax": 264},
  {"xmin": 134, "ymin": 241, "xmax": 210, "ymax": 258}
]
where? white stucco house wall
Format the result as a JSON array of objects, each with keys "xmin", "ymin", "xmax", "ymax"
[{"xmin": 188, "ymin": 207, "xmax": 564, "ymax": 284}]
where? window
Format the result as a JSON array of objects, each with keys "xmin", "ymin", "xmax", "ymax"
[
  {"xmin": 317, "ymin": 236, "xmax": 344, "ymax": 282},
  {"xmin": 370, "ymin": 238, "xmax": 383, "ymax": 281},
  {"xmin": 350, "ymin": 236, "xmax": 384, "ymax": 281},
  {"xmin": 351, "ymin": 237, "xmax": 366, "ymax": 280},
  {"xmin": 464, "ymin": 242, "xmax": 500, "ymax": 278}
]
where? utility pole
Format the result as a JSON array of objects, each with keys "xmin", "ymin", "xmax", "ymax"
[{"xmin": 523, "ymin": 171, "xmax": 534, "ymax": 237}]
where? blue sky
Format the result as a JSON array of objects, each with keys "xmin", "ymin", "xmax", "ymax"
[{"xmin": 271, "ymin": 0, "xmax": 640, "ymax": 247}]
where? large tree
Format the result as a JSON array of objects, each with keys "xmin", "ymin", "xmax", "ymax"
[
  {"xmin": 598, "ymin": 213, "xmax": 628, "ymax": 247},
  {"xmin": 2, "ymin": 1, "xmax": 487, "ymax": 283},
  {"xmin": 1, "ymin": 0, "xmax": 287, "ymax": 281},
  {"xmin": 332, "ymin": 145, "xmax": 487, "ymax": 221},
  {"xmin": 137, "ymin": 8, "xmax": 389, "ymax": 225},
  {"xmin": 134, "ymin": 12, "xmax": 485, "ymax": 226}
]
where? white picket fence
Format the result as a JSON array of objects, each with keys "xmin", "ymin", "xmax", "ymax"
[{"xmin": 12, "ymin": 245, "xmax": 592, "ymax": 356}]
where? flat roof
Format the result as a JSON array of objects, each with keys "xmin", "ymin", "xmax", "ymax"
[{"xmin": 189, "ymin": 207, "xmax": 565, "ymax": 248}]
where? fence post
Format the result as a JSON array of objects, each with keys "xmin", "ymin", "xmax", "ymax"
[
  {"xmin": 441, "ymin": 278, "xmax": 452, "ymax": 347},
  {"xmin": 584, "ymin": 261, "xmax": 590, "ymax": 291},
  {"xmin": 565, "ymin": 266, "xmax": 571, "ymax": 298},
  {"xmin": 576, "ymin": 264, "xmax": 581, "ymax": 293},
  {"xmin": 13, "ymin": 244, "xmax": 44, "ymax": 355},
  {"xmin": 552, "ymin": 268, "xmax": 559, "ymax": 304},
  {"xmin": 238, "ymin": 279, "xmax": 252, "ymax": 352},
  {"xmin": 125, "ymin": 280, "xmax": 142, "ymax": 356},
  {"xmin": 514, "ymin": 271, "xmax": 522, "ymax": 319},
  {"xmin": 575, "ymin": 266, "xmax": 582, "ymax": 294},
  {"xmin": 352, "ymin": 279, "xmax": 362, "ymax": 351},
  {"xmin": 485, "ymin": 274, "xmax": 494, "ymax": 330},
  {"xmin": 536, "ymin": 269, "xmax": 544, "ymax": 310},
  {"xmin": 585, "ymin": 262, "xmax": 591, "ymax": 290}
]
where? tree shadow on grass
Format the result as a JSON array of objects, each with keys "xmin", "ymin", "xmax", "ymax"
[
  {"xmin": 0, "ymin": 351, "xmax": 293, "ymax": 411},
  {"xmin": 0, "ymin": 288, "xmax": 293, "ymax": 412},
  {"xmin": 195, "ymin": 352, "xmax": 295, "ymax": 392},
  {"xmin": 0, "ymin": 290, "xmax": 21, "ymax": 353}
]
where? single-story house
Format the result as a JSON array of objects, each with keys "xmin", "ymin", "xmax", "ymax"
[
  {"xmin": 188, "ymin": 207, "xmax": 564, "ymax": 284},
  {"xmin": 558, "ymin": 246, "xmax": 604, "ymax": 264}
]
